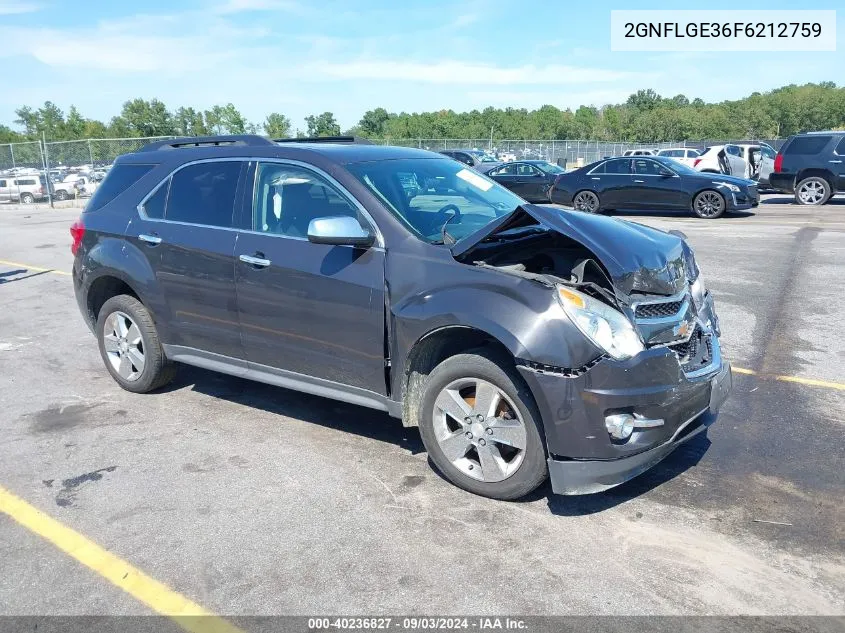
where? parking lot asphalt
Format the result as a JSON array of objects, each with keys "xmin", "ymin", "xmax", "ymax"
[{"xmin": 0, "ymin": 194, "xmax": 843, "ymax": 619}]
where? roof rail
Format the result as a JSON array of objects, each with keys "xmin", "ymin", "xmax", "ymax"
[
  {"xmin": 138, "ymin": 135, "xmax": 277, "ymax": 152},
  {"xmin": 274, "ymin": 136, "xmax": 374, "ymax": 145}
]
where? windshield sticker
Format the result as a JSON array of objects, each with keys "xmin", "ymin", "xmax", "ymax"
[{"xmin": 456, "ymin": 168, "xmax": 493, "ymax": 192}]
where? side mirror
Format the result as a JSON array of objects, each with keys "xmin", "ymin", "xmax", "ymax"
[
  {"xmin": 307, "ymin": 216, "xmax": 374, "ymax": 247},
  {"xmin": 660, "ymin": 171, "xmax": 674, "ymax": 178}
]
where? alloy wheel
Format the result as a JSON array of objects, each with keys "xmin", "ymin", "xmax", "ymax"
[
  {"xmin": 695, "ymin": 191, "xmax": 724, "ymax": 218},
  {"xmin": 573, "ymin": 191, "xmax": 599, "ymax": 213},
  {"xmin": 102, "ymin": 311, "xmax": 145, "ymax": 381},
  {"xmin": 797, "ymin": 179, "xmax": 826, "ymax": 205},
  {"xmin": 432, "ymin": 377, "xmax": 527, "ymax": 482}
]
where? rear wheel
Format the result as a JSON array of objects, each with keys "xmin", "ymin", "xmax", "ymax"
[
  {"xmin": 418, "ymin": 349, "xmax": 548, "ymax": 500},
  {"xmin": 572, "ymin": 190, "xmax": 601, "ymax": 213},
  {"xmin": 96, "ymin": 294, "xmax": 176, "ymax": 393},
  {"xmin": 795, "ymin": 177, "xmax": 831, "ymax": 206},
  {"xmin": 693, "ymin": 190, "xmax": 726, "ymax": 219},
  {"xmin": 19, "ymin": 193, "xmax": 34, "ymax": 204}
]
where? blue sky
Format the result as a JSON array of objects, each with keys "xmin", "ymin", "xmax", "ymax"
[{"xmin": 0, "ymin": 0, "xmax": 842, "ymax": 132}]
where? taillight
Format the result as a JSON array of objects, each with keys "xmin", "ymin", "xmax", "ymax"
[
  {"xmin": 693, "ymin": 158, "xmax": 702, "ymax": 168},
  {"xmin": 774, "ymin": 153, "xmax": 783, "ymax": 173},
  {"xmin": 70, "ymin": 219, "xmax": 85, "ymax": 256}
]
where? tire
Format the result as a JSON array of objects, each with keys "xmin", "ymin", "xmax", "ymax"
[
  {"xmin": 794, "ymin": 177, "xmax": 831, "ymax": 206},
  {"xmin": 692, "ymin": 190, "xmax": 726, "ymax": 219},
  {"xmin": 54, "ymin": 190, "xmax": 68, "ymax": 201},
  {"xmin": 95, "ymin": 294, "xmax": 176, "ymax": 393},
  {"xmin": 417, "ymin": 348, "xmax": 548, "ymax": 500},
  {"xmin": 572, "ymin": 190, "xmax": 601, "ymax": 213},
  {"xmin": 19, "ymin": 193, "xmax": 34, "ymax": 204}
]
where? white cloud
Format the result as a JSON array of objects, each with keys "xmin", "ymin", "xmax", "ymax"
[
  {"xmin": 214, "ymin": 0, "xmax": 303, "ymax": 14},
  {"xmin": 299, "ymin": 60, "xmax": 648, "ymax": 85},
  {"xmin": 0, "ymin": 1, "xmax": 40, "ymax": 14}
]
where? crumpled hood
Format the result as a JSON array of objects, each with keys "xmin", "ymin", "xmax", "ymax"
[{"xmin": 452, "ymin": 204, "xmax": 692, "ymax": 296}]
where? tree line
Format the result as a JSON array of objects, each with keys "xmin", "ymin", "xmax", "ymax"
[{"xmin": 1, "ymin": 83, "xmax": 843, "ymax": 145}]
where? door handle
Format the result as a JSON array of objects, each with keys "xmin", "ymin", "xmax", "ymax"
[
  {"xmin": 138, "ymin": 234, "xmax": 161, "ymax": 245},
  {"xmin": 239, "ymin": 254, "xmax": 271, "ymax": 268},
  {"xmin": 591, "ymin": 177, "xmax": 601, "ymax": 180},
  {"xmin": 830, "ymin": 160, "xmax": 843, "ymax": 164},
  {"xmin": 633, "ymin": 179, "xmax": 645, "ymax": 183}
]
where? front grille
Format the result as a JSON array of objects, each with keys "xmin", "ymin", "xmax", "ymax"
[{"xmin": 635, "ymin": 300, "xmax": 683, "ymax": 319}]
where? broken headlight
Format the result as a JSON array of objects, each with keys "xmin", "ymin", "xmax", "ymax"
[{"xmin": 556, "ymin": 286, "xmax": 644, "ymax": 361}]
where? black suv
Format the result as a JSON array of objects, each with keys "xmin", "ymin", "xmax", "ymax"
[
  {"xmin": 71, "ymin": 135, "xmax": 732, "ymax": 500},
  {"xmin": 769, "ymin": 131, "xmax": 845, "ymax": 205}
]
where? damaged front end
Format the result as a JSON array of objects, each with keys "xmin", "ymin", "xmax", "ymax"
[{"xmin": 452, "ymin": 204, "xmax": 732, "ymax": 495}]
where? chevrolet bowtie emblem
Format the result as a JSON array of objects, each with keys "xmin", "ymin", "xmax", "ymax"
[{"xmin": 674, "ymin": 321, "xmax": 693, "ymax": 338}]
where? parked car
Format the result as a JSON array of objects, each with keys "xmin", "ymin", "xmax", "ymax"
[
  {"xmin": 656, "ymin": 147, "xmax": 701, "ymax": 168},
  {"xmin": 53, "ymin": 174, "xmax": 100, "ymax": 200},
  {"xmin": 693, "ymin": 144, "xmax": 747, "ymax": 176},
  {"xmin": 549, "ymin": 155, "xmax": 759, "ymax": 219},
  {"xmin": 439, "ymin": 149, "xmax": 499, "ymax": 170},
  {"xmin": 71, "ymin": 134, "xmax": 731, "ymax": 500},
  {"xmin": 622, "ymin": 149, "xmax": 656, "ymax": 156},
  {"xmin": 0, "ymin": 175, "xmax": 49, "ymax": 203},
  {"xmin": 768, "ymin": 131, "xmax": 845, "ymax": 205},
  {"xmin": 480, "ymin": 160, "xmax": 564, "ymax": 203}
]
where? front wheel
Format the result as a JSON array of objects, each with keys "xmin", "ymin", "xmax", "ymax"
[
  {"xmin": 418, "ymin": 349, "xmax": 548, "ymax": 500},
  {"xmin": 54, "ymin": 190, "xmax": 68, "ymax": 201},
  {"xmin": 795, "ymin": 177, "xmax": 831, "ymax": 206},
  {"xmin": 692, "ymin": 190, "xmax": 726, "ymax": 219},
  {"xmin": 572, "ymin": 190, "xmax": 601, "ymax": 213},
  {"xmin": 96, "ymin": 294, "xmax": 176, "ymax": 393}
]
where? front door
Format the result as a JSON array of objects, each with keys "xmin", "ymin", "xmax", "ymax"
[
  {"xmin": 629, "ymin": 158, "xmax": 684, "ymax": 208},
  {"xmin": 235, "ymin": 161, "xmax": 387, "ymax": 395}
]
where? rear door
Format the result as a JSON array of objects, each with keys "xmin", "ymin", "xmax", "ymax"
[
  {"xmin": 234, "ymin": 161, "xmax": 387, "ymax": 394},
  {"xmin": 724, "ymin": 145, "xmax": 746, "ymax": 176},
  {"xmin": 131, "ymin": 159, "xmax": 246, "ymax": 360},
  {"xmin": 588, "ymin": 158, "xmax": 633, "ymax": 208}
]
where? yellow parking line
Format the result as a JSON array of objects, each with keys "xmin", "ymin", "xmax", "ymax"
[
  {"xmin": 732, "ymin": 366, "xmax": 845, "ymax": 392},
  {"xmin": 0, "ymin": 485, "xmax": 244, "ymax": 633},
  {"xmin": 0, "ymin": 258, "xmax": 71, "ymax": 276}
]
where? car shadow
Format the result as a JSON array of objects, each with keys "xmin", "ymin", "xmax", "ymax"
[
  {"xmin": 762, "ymin": 195, "xmax": 844, "ymax": 206},
  {"xmin": 162, "ymin": 365, "xmax": 426, "ymax": 455},
  {"xmin": 162, "ymin": 365, "xmax": 710, "ymax": 509},
  {"xmin": 609, "ymin": 208, "xmax": 757, "ymax": 219}
]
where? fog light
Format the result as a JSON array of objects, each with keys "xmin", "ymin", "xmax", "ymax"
[{"xmin": 605, "ymin": 414, "xmax": 635, "ymax": 440}]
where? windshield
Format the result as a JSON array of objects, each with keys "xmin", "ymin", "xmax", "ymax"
[
  {"xmin": 347, "ymin": 158, "xmax": 524, "ymax": 243},
  {"xmin": 467, "ymin": 150, "xmax": 498, "ymax": 163}
]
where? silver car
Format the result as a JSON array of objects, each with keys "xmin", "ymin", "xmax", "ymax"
[{"xmin": 0, "ymin": 175, "xmax": 48, "ymax": 204}]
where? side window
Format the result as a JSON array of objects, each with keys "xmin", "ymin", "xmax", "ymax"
[
  {"xmin": 493, "ymin": 163, "xmax": 517, "ymax": 176},
  {"xmin": 760, "ymin": 146, "xmax": 776, "ymax": 159},
  {"xmin": 686, "ymin": 149, "xmax": 700, "ymax": 158},
  {"xmin": 252, "ymin": 163, "xmax": 360, "ymax": 238},
  {"xmin": 590, "ymin": 162, "xmax": 606, "ymax": 174},
  {"xmin": 142, "ymin": 179, "xmax": 169, "ymax": 219},
  {"xmin": 456, "ymin": 153, "xmax": 473, "ymax": 166},
  {"xmin": 0, "ymin": 180, "xmax": 6, "ymax": 187},
  {"xmin": 725, "ymin": 145, "xmax": 739, "ymax": 156},
  {"xmin": 165, "ymin": 161, "xmax": 241, "ymax": 227},
  {"xmin": 784, "ymin": 136, "xmax": 831, "ymax": 155},
  {"xmin": 834, "ymin": 137, "xmax": 845, "ymax": 155},
  {"xmin": 516, "ymin": 164, "xmax": 539, "ymax": 176},
  {"xmin": 86, "ymin": 164, "xmax": 153, "ymax": 212},
  {"xmin": 604, "ymin": 158, "xmax": 631, "ymax": 174}
]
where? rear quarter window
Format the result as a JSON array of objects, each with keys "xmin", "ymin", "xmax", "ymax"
[
  {"xmin": 784, "ymin": 136, "xmax": 832, "ymax": 155},
  {"xmin": 85, "ymin": 164, "xmax": 155, "ymax": 213}
]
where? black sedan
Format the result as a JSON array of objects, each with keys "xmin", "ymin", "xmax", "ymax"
[
  {"xmin": 549, "ymin": 156, "xmax": 759, "ymax": 219},
  {"xmin": 480, "ymin": 160, "xmax": 564, "ymax": 203}
]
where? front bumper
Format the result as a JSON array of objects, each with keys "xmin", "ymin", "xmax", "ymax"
[{"xmin": 517, "ymin": 335, "xmax": 731, "ymax": 496}]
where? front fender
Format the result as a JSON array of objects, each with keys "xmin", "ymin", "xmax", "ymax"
[{"xmin": 392, "ymin": 275, "xmax": 601, "ymax": 378}]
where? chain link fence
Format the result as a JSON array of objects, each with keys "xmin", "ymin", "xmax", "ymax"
[{"xmin": 1, "ymin": 135, "xmax": 784, "ymax": 205}]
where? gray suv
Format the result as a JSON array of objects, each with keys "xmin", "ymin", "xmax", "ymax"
[{"xmin": 71, "ymin": 135, "xmax": 732, "ymax": 500}]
